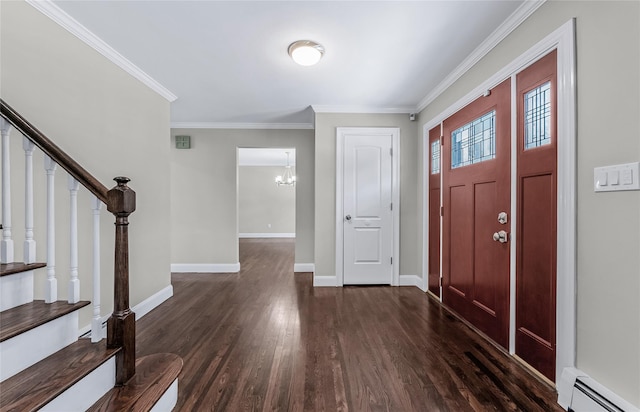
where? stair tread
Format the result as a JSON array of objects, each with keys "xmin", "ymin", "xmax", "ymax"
[
  {"xmin": 0, "ymin": 339, "xmax": 120, "ymax": 412},
  {"xmin": 88, "ymin": 353, "xmax": 183, "ymax": 412},
  {"xmin": 0, "ymin": 300, "xmax": 90, "ymax": 342},
  {"xmin": 0, "ymin": 262, "xmax": 46, "ymax": 277}
]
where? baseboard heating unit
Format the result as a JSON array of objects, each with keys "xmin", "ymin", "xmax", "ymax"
[{"xmin": 558, "ymin": 368, "xmax": 639, "ymax": 412}]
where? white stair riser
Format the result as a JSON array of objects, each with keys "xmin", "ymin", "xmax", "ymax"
[
  {"xmin": 0, "ymin": 311, "xmax": 78, "ymax": 381},
  {"xmin": 0, "ymin": 270, "xmax": 34, "ymax": 311},
  {"xmin": 41, "ymin": 356, "xmax": 115, "ymax": 412},
  {"xmin": 150, "ymin": 379, "xmax": 179, "ymax": 412}
]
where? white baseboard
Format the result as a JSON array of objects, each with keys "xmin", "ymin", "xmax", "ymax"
[
  {"xmin": 313, "ymin": 275, "xmax": 338, "ymax": 287},
  {"xmin": 239, "ymin": 233, "xmax": 295, "ymax": 238},
  {"xmin": 170, "ymin": 263, "xmax": 241, "ymax": 273},
  {"xmin": 132, "ymin": 285, "xmax": 174, "ymax": 319},
  {"xmin": 399, "ymin": 275, "xmax": 425, "ymax": 290},
  {"xmin": 294, "ymin": 263, "xmax": 315, "ymax": 273},
  {"xmin": 79, "ymin": 285, "xmax": 174, "ymax": 337}
]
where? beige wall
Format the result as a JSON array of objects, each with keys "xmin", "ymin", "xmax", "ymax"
[
  {"xmin": 170, "ymin": 129, "xmax": 314, "ymax": 265},
  {"xmin": 239, "ymin": 166, "xmax": 296, "ymax": 234},
  {"xmin": 418, "ymin": 1, "xmax": 640, "ymax": 406},
  {"xmin": 314, "ymin": 113, "xmax": 420, "ymax": 279},
  {"xmin": 1, "ymin": 1, "xmax": 172, "ymax": 326}
]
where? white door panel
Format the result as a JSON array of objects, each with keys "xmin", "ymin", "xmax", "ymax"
[{"xmin": 343, "ymin": 134, "xmax": 393, "ymax": 284}]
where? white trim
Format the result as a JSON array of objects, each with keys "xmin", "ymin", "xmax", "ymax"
[
  {"xmin": 335, "ymin": 127, "xmax": 400, "ymax": 287},
  {"xmin": 294, "ymin": 263, "xmax": 315, "ymax": 273},
  {"xmin": 416, "ymin": 0, "xmax": 546, "ymax": 112},
  {"xmin": 25, "ymin": 0, "xmax": 177, "ymax": 102},
  {"xmin": 239, "ymin": 233, "xmax": 295, "ymax": 238},
  {"xmin": 399, "ymin": 275, "xmax": 425, "ymax": 291},
  {"xmin": 171, "ymin": 122, "xmax": 313, "ymax": 130},
  {"xmin": 421, "ymin": 19, "xmax": 577, "ymax": 386},
  {"xmin": 509, "ymin": 73, "xmax": 518, "ymax": 355},
  {"xmin": 170, "ymin": 263, "xmax": 241, "ymax": 273},
  {"xmin": 557, "ymin": 368, "xmax": 640, "ymax": 412},
  {"xmin": 313, "ymin": 275, "xmax": 338, "ymax": 287},
  {"xmin": 41, "ymin": 357, "xmax": 115, "ymax": 412},
  {"xmin": 311, "ymin": 105, "xmax": 414, "ymax": 115},
  {"xmin": 132, "ymin": 285, "xmax": 174, "ymax": 320},
  {"xmin": 79, "ymin": 284, "xmax": 174, "ymax": 337},
  {"xmin": 150, "ymin": 379, "xmax": 179, "ymax": 412}
]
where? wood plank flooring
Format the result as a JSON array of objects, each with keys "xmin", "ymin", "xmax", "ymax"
[{"xmin": 136, "ymin": 238, "xmax": 562, "ymax": 411}]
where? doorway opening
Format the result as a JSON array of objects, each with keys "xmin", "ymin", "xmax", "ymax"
[{"xmin": 237, "ymin": 148, "xmax": 296, "ymax": 239}]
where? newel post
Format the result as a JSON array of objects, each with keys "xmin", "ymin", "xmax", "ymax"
[{"xmin": 106, "ymin": 176, "xmax": 136, "ymax": 385}]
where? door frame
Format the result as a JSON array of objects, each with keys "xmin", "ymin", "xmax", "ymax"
[
  {"xmin": 421, "ymin": 19, "xmax": 576, "ymax": 384},
  {"xmin": 336, "ymin": 127, "xmax": 400, "ymax": 287}
]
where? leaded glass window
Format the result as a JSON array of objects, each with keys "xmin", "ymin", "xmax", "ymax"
[
  {"xmin": 431, "ymin": 140, "xmax": 440, "ymax": 174},
  {"xmin": 451, "ymin": 110, "xmax": 495, "ymax": 169},
  {"xmin": 524, "ymin": 81, "xmax": 551, "ymax": 149}
]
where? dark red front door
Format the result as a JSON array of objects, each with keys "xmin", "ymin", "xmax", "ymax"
[{"xmin": 442, "ymin": 79, "xmax": 511, "ymax": 348}]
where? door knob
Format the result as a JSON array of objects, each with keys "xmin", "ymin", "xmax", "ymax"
[
  {"xmin": 345, "ymin": 215, "xmax": 352, "ymax": 221},
  {"xmin": 493, "ymin": 230, "xmax": 508, "ymax": 243}
]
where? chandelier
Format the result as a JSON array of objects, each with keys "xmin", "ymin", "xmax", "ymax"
[{"xmin": 275, "ymin": 151, "xmax": 296, "ymax": 186}]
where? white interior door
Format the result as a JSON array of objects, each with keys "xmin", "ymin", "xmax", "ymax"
[{"xmin": 342, "ymin": 133, "xmax": 393, "ymax": 284}]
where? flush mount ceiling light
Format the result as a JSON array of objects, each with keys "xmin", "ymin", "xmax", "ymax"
[{"xmin": 288, "ymin": 40, "xmax": 324, "ymax": 66}]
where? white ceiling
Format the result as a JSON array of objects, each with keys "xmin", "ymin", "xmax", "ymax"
[{"xmin": 50, "ymin": 0, "xmax": 527, "ymax": 127}]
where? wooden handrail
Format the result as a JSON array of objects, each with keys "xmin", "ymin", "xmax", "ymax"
[
  {"xmin": 1, "ymin": 99, "xmax": 136, "ymax": 384},
  {"xmin": 0, "ymin": 99, "xmax": 109, "ymax": 204}
]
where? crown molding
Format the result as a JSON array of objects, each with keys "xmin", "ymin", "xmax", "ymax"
[
  {"xmin": 311, "ymin": 105, "xmax": 415, "ymax": 114},
  {"xmin": 26, "ymin": 0, "xmax": 177, "ymax": 103},
  {"xmin": 416, "ymin": 0, "xmax": 546, "ymax": 112},
  {"xmin": 171, "ymin": 122, "xmax": 314, "ymax": 130}
]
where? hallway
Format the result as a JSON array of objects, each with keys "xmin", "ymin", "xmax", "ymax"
[{"xmin": 136, "ymin": 238, "xmax": 562, "ymax": 411}]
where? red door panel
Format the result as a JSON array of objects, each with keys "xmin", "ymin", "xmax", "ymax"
[
  {"xmin": 442, "ymin": 78, "xmax": 511, "ymax": 349},
  {"xmin": 516, "ymin": 50, "xmax": 558, "ymax": 381},
  {"xmin": 428, "ymin": 126, "xmax": 441, "ymax": 297}
]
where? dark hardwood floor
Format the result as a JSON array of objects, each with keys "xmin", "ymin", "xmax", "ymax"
[{"xmin": 136, "ymin": 238, "xmax": 562, "ymax": 411}]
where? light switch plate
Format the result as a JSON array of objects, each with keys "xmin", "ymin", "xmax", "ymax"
[{"xmin": 594, "ymin": 162, "xmax": 639, "ymax": 192}]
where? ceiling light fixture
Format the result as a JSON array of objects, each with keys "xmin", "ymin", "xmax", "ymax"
[{"xmin": 288, "ymin": 40, "xmax": 324, "ymax": 66}]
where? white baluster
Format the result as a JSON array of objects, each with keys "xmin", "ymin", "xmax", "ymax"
[
  {"xmin": 1, "ymin": 119, "xmax": 14, "ymax": 263},
  {"xmin": 44, "ymin": 155, "xmax": 57, "ymax": 303},
  {"xmin": 68, "ymin": 176, "xmax": 80, "ymax": 304},
  {"xmin": 91, "ymin": 195, "xmax": 103, "ymax": 342},
  {"xmin": 23, "ymin": 138, "xmax": 36, "ymax": 263}
]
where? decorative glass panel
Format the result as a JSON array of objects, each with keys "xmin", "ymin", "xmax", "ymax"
[
  {"xmin": 524, "ymin": 81, "xmax": 551, "ymax": 149},
  {"xmin": 451, "ymin": 110, "xmax": 495, "ymax": 169},
  {"xmin": 431, "ymin": 140, "xmax": 440, "ymax": 174}
]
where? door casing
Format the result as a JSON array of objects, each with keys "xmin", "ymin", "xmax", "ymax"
[{"xmin": 336, "ymin": 127, "xmax": 400, "ymax": 286}]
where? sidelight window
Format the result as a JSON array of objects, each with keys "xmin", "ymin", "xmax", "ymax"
[
  {"xmin": 431, "ymin": 140, "xmax": 440, "ymax": 174},
  {"xmin": 451, "ymin": 110, "xmax": 495, "ymax": 168},
  {"xmin": 524, "ymin": 81, "xmax": 551, "ymax": 149}
]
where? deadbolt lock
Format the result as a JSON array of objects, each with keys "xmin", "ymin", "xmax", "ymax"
[{"xmin": 497, "ymin": 211, "xmax": 508, "ymax": 224}]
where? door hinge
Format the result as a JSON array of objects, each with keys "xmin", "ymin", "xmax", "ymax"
[
  {"xmin": 390, "ymin": 202, "xmax": 393, "ymax": 211},
  {"xmin": 390, "ymin": 147, "xmax": 393, "ymax": 156},
  {"xmin": 440, "ymin": 136, "xmax": 444, "ymax": 145},
  {"xmin": 439, "ymin": 277, "xmax": 442, "ymax": 287},
  {"xmin": 390, "ymin": 257, "xmax": 393, "ymax": 265},
  {"xmin": 440, "ymin": 206, "xmax": 444, "ymax": 216}
]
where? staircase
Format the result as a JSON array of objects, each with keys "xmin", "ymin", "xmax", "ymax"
[{"xmin": 0, "ymin": 100, "xmax": 182, "ymax": 411}]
